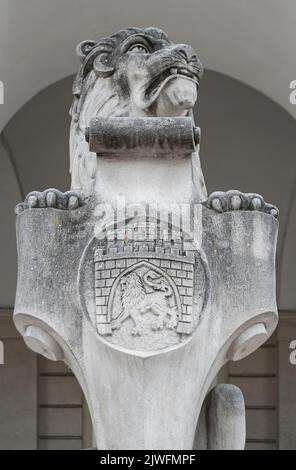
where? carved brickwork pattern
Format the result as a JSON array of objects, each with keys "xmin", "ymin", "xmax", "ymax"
[{"xmin": 95, "ymin": 242, "xmax": 194, "ymax": 336}]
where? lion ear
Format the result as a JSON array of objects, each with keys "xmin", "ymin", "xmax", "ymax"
[
  {"xmin": 93, "ymin": 53, "xmax": 115, "ymax": 78},
  {"xmin": 76, "ymin": 40, "xmax": 97, "ymax": 62}
]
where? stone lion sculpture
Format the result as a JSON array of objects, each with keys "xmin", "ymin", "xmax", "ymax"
[
  {"xmin": 16, "ymin": 26, "xmax": 278, "ymax": 218},
  {"xmin": 14, "ymin": 27, "xmax": 279, "ymax": 450}
]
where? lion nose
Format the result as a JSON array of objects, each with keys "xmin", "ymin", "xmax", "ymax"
[{"xmin": 174, "ymin": 45, "xmax": 196, "ymax": 63}]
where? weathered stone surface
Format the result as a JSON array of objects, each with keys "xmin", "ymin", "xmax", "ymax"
[
  {"xmin": 14, "ymin": 206, "xmax": 278, "ymax": 448},
  {"xmin": 206, "ymin": 385, "xmax": 246, "ymax": 450},
  {"xmin": 13, "ymin": 27, "xmax": 279, "ymax": 449},
  {"xmin": 86, "ymin": 117, "xmax": 203, "ymax": 207}
]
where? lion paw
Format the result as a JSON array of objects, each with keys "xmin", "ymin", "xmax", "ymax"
[
  {"xmin": 204, "ymin": 190, "xmax": 279, "ymax": 219},
  {"xmin": 166, "ymin": 320, "xmax": 178, "ymax": 330},
  {"xmin": 151, "ymin": 319, "xmax": 164, "ymax": 331},
  {"xmin": 15, "ymin": 189, "xmax": 87, "ymax": 215},
  {"xmin": 131, "ymin": 325, "xmax": 143, "ymax": 336}
]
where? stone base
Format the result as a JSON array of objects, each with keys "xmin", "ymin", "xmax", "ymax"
[{"xmin": 14, "ymin": 206, "xmax": 278, "ymax": 449}]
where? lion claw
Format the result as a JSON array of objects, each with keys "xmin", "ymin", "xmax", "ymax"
[
  {"xmin": 15, "ymin": 188, "xmax": 87, "ymax": 214},
  {"xmin": 204, "ymin": 190, "xmax": 279, "ymax": 219}
]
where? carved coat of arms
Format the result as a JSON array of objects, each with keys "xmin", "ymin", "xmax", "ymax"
[{"xmin": 92, "ymin": 241, "xmax": 207, "ymax": 351}]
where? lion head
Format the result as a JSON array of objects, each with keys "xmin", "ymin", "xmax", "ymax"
[
  {"xmin": 69, "ymin": 27, "xmax": 204, "ymax": 195},
  {"xmin": 120, "ymin": 272, "xmax": 144, "ymax": 294}
]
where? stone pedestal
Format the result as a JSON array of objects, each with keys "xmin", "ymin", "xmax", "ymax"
[{"xmin": 14, "ymin": 204, "xmax": 278, "ymax": 449}]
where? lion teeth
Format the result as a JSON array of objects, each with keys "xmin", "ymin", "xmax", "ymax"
[{"xmin": 170, "ymin": 68, "xmax": 178, "ymax": 75}]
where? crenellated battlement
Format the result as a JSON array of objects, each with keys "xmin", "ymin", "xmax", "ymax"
[{"xmin": 94, "ymin": 240, "xmax": 195, "ymax": 264}]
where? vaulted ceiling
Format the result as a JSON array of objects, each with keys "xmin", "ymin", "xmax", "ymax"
[{"xmin": 0, "ymin": 0, "xmax": 295, "ymax": 135}]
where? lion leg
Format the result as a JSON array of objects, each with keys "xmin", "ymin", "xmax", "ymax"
[
  {"xmin": 148, "ymin": 304, "xmax": 166, "ymax": 331},
  {"xmin": 152, "ymin": 304, "xmax": 178, "ymax": 330},
  {"xmin": 130, "ymin": 311, "xmax": 143, "ymax": 336},
  {"xmin": 165, "ymin": 307, "xmax": 178, "ymax": 330}
]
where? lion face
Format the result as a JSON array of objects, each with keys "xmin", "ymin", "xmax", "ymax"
[
  {"xmin": 114, "ymin": 32, "xmax": 202, "ymax": 117},
  {"xmin": 71, "ymin": 27, "xmax": 203, "ymax": 125},
  {"xmin": 120, "ymin": 272, "xmax": 143, "ymax": 292}
]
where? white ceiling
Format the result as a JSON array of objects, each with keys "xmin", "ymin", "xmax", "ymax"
[{"xmin": 0, "ymin": 0, "xmax": 296, "ymax": 134}]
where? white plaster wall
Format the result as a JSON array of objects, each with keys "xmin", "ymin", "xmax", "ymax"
[{"xmin": 0, "ymin": 139, "xmax": 22, "ymax": 307}]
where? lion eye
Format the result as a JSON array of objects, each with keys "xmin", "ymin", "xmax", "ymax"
[{"xmin": 128, "ymin": 44, "xmax": 149, "ymax": 54}]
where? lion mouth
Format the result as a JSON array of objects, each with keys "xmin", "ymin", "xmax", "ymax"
[{"xmin": 144, "ymin": 67, "xmax": 198, "ymax": 108}]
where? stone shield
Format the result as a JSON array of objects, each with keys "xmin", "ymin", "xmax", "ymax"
[{"xmin": 78, "ymin": 237, "xmax": 209, "ymax": 352}]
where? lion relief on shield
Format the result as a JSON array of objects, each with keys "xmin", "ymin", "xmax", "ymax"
[{"xmin": 110, "ymin": 264, "xmax": 181, "ymax": 336}]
